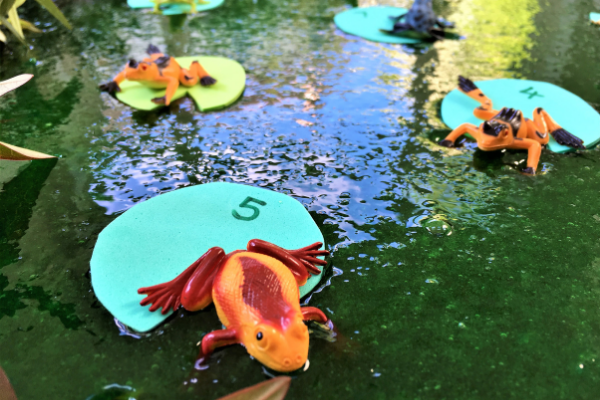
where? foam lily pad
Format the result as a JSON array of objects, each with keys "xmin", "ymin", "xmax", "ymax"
[
  {"xmin": 441, "ymin": 79, "xmax": 600, "ymax": 153},
  {"xmin": 334, "ymin": 6, "xmax": 424, "ymax": 45},
  {"xmin": 90, "ymin": 182, "xmax": 326, "ymax": 333},
  {"xmin": 127, "ymin": 0, "xmax": 224, "ymax": 15},
  {"xmin": 114, "ymin": 56, "xmax": 245, "ymax": 112}
]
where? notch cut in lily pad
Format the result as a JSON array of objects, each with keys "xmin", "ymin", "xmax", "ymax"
[
  {"xmin": 90, "ymin": 182, "xmax": 326, "ymax": 332},
  {"xmin": 441, "ymin": 79, "xmax": 600, "ymax": 153},
  {"xmin": 127, "ymin": 0, "xmax": 224, "ymax": 15},
  {"xmin": 114, "ymin": 56, "xmax": 245, "ymax": 112}
]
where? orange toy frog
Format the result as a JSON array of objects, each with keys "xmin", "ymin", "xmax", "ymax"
[
  {"xmin": 99, "ymin": 44, "xmax": 216, "ymax": 106},
  {"xmin": 438, "ymin": 76, "xmax": 585, "ymax": 175},
  {"xmin": 138, "ymin": 240, "xmax": 333, "ymax": 372}
]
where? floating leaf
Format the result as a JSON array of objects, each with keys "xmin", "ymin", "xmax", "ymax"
[
  {"xmin": 217, "ymin": 377, "xmax": 291, "ymax": 400},
  {"xmin": 0, "ymin": 141, "xmax": 55, "ymax": 161},
  {"xmin": 295, "ymin": 119, "xmax": 314, "ymax": 127},
  {"xmin": 0, "ymin": 366, "xmax": 18, "ymax": 400},
  {"xmin": 32, "ymin": 0, "xmax": 71, "ymax": 29},
  {"xmin": 0, "ymin": 74, "xmax": 33, "ymax": 97}
]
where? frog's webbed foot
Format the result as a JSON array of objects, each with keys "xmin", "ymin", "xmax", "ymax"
[
  {"xmin": 288, "ymin": 242, "xmax": 329, "ymax": 275},
  {"xmin": 551, "ymin": 128, "xmax": 585, "ymax": 149},
  {"xmin": 521, "ymin": 167, "xmax": 536, "ymax": 176},
  {"xmin": 151, "ymin": 96, "xmax": 167, "ymax": 105},
  {"xmin": 427, "ymin": 27, "xmax": 446, "ymax": 41},
  {"xmin": 438, "ymin": 139, "xmax": 455, "ymax": 148},
  {"xmin": 99, "ymin": 80, "xmax": 121, "ymax": 94},
  {"xmin": 200, "ymin": 76, "xmax": 217, "ymax": 86}
]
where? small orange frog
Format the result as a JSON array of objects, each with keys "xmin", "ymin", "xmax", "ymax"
[
  {"xmin": 99, "ymin": 44, "xmax": 216, "ymax": 106},
  {"xmin": 439, "ymin": 76, "xmax": 585, "ymax": 175},
  {"xmin": 138, "ymin": 240, "xmax": 332, "ymax": 372}
]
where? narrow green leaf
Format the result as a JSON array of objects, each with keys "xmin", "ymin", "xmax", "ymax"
[
  {"xmin": 0, "ymin": 15, "xmax": 24, "ymax": 44},
  {"xmin": 0, "ymin": 74, "xmax": 33, "ymax": 97},
  {"xmin": 0, "ymin": 0, "xmax": 18, "ymax": 17},
  {"xmin": 32, "ymin": 0, "xmax": 71, "ymax": 29},
  {"xmin": 19, "ymin": 19, "xmax": 41, "ymax": 32},
  {"xmin": 0, "ymin": 366, "xmax": 18, "ymax": 400},
  {"xmin": 7, "ymin": 4, "xmax": 23, "ymax": 38},
  {"xmin": 216, "ymin": 377, "xmax": 291, "ymax": 400},
  {"xmin": 0, "ymin": 29, "xmax": 6, "ymax": 42}
]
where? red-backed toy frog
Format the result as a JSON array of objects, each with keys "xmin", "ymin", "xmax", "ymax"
[
  {"xmin": 138, "ymin": 240, "xmax": 333, "ymax": 372},
  {"xmin": 99, "ymin": 44, "xmax": 216, "ymax": 106}
]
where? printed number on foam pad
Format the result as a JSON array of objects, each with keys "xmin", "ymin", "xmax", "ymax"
[{"xmin": 232, "ymin": 196, "xmax": 267, "ymax": 221}]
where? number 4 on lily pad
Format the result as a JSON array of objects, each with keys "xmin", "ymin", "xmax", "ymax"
[{"xmin": 115, "ymin": 56, "xmax": 246, "ymax": 112}]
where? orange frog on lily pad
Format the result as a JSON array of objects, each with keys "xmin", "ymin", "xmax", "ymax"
[
  {"xmin": 99, "ymin": 44, "xmax": 216, "ymax": 106},
  {"xmin": 138, "ymin": 239, "xmax": 333, "ymax": 372}
]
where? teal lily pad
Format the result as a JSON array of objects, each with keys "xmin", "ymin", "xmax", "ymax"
[
  {"xmin": 441, "ymin": 79, "xmax": 600, "ymax": 153},
  {"xmin": 90, "ymin": 183, "xmax": 326, "ymax": 332},
  {"xmin": 114, "ymin": 56, "xmax": 245, "ymax": 112}
]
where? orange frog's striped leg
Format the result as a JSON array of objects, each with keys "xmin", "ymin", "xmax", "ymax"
[
  {"xmin": 506, "ymin": 138, "xmax": 542, "ymax": 175},
  {"xmin": 246, "ymin": 240, "xmax": 329, "ymax": 287},
  {"xmin": 528, "ymin": 107, "xmax": 585, "ymax": 149},
  {"xmin": 438, "ymin": 123, "xmax": 481, "ymax": 148},
  {"xmin": 138, "ymin": 247, "xmax": 225, "ymax": 314},
  {"xmin": 180, "ymin": 61, "xmax": 217, "ymax": 87},
  {"xmin": 98, "ymin": 66, "xmax": 128, "ymax": 94},
  {"xmin": 458, "ymin": 76, "xmax": 498, "ymax": 121}
]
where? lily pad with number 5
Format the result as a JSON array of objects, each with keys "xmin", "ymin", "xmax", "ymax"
[
  {"xmin": 90, "ymin": 182, "xmax": 326, "ymax": 332},
  {"xmin": 441, "ymin": 79, "xmax": 600, "ymax": 153}
]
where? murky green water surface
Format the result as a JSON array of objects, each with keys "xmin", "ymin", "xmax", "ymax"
[{"xmin": 2, "ymin": 0, "xmax": 600, "ymax": 398}]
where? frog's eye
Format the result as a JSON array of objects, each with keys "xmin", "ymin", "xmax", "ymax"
[{"xmin": 256, "ymin": 332, "xmax": 263, "ymax": 341}]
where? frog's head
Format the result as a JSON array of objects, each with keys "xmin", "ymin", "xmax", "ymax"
[
  {"xmin": 242, "ymin": 317, "xmax": 309, "ymax": 372},
  {"xmin": 480, "ymin": 119, "xmax": 513, "ymax": 150},
  {"xmin": 124, "ymin": 60, "xmax": 159, "ymax": 82}
]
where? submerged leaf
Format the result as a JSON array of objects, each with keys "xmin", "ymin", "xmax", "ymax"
[
  {"xmin": 216, "ymin": 377, "xmax": 291, "ymax": 400},
  {"xmin": 0, "ymin": 74, "xmax": 33, "ymax": 97},
  {"xmin": 0, "ymin": 366, "xmax": 18, "ymax": 400},
  {"xmin": 32, "ymin": 0, "xmax": 71, "ymax": 29}
]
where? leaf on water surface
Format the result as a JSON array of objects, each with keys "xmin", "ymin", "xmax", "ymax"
[
  {"xmin": 0, "ymin": 74, "xmax": 33, "ymax": 97},
  {"xmin": 0, "ymin": 366, "xmax": 18, "ymax": 400},
  {"xmin": 216, "ymin": 377, "xmax": 291, "ymax": 400},
  {"xmin": 31, "ymin": 0, "xmax": 72, "ymax": 29}
]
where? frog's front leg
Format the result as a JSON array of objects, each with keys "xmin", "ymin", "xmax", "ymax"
[
  {"xmin": 99, "ymin": 67, "xmax": 128, "ymax": 94},
  {"xmin": 151, "ymin": 76, "xmax": 180, "ymax": 106},
  {"xmin": 138, "ymin": 247, "xmax": 225, "ymax": 314},
  {"xmin": 196, "ymin": 328, "xmax": 239, "ymax": 368},
  {"xmin": 246, "ymin": 239, "xmax": 329, "ymax": 286}
]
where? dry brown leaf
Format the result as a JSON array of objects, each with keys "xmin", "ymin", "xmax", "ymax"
[
  {"xmin": 0, "ymin": 74, "xmax": 33, "ymax": 97},
  {"xmin": 216, "ymin": 377, "xmax": 291, "ymax": 400},
  {"xmin": 0, "ymin": 141, "xmax": 55, "ymax": 160},
  {"xmin": 0, "ymin": 366, "xmax": 18, "ymax": 400}
]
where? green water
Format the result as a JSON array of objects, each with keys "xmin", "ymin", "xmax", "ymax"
[{"xmin": 2, "ymin": 0, "xmax": 600, "ymax": 398}]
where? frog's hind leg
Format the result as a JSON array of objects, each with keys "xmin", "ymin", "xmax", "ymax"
[
  {"xmin": 138, "ymin": 247, "xmax": 226, "ymax": 314},
  {"xmin": 438, "ymin": 123, "xmax": 481, "ymax": 148},
  {"xmin": 180, "ymin": 61, "xmax": 216, "ymax": 87},
  {"xmin": 246, "ymin": 240, "xmax": 329, "ymax": 287},
  {"xmin": 457, "ymin": 76, "xmax": 498, "ymax": 121},
  {"xmin": 530, "ymin": 108, "xmax": 585, "ymax": 149},
  {"xmin": 506, "ymin": 138, "xmax": 542, "ymax": 175}
]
